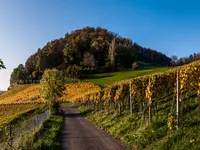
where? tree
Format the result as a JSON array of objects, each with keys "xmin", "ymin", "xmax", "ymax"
[
  {"xmin": 25, "ymin": 54, "xmax": 37, "ymax": 74},
  {"xmin": 177, "ymin": 58, "xmax": 184, "ymax": 66},
  {"xmin": 0, "ymin": 59, "xmax": 5, "ymax": 69},
  {"xmin": 108, "ymin": 38, "xmax": 116, "ymax": 71},
  {"xmin": 189, "ymin": 54, "xmax": 194, "ymax": 62},
  {"xmin": 36, "ymin": 49, "xmax": 48, "ymax": 72},
  {"xmin": 10, "ymin": 64, "xmax": 26, "ymax": 85},
  {"xmin": 63, "ymin": 43, "xmax": 74, "ymax": 70},
  {"xmin": 171, "ymin": 55, "xmax": 178, "ymax": 65},
  {"xmin": 81, "ymin": 52, "xmax": 95, "ymax": 68},
  {"xmin": 40, "ymin": 69, "xmax": 65, "ymax": 113},
  {"xmin": 193, "ymin": 53, "xmax": 197, "ymax": 60}
]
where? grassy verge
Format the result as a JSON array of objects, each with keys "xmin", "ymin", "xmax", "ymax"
[
  {"xmin": 78, "ymin": 97, "xmax": 200, "ymax": 150},
  {"xmin": 24, "ymin": 105, "xmax": 63, "ymax": 150}
]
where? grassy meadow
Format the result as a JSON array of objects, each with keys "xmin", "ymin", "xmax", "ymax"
[{"xmin": 85, "ymin": 67, "xmax": 170, "ymax": 86}]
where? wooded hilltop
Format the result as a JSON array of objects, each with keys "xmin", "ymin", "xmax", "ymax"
[{"xmin": 10, "ymin": 27, "xmax": 173, "ymax": 85}]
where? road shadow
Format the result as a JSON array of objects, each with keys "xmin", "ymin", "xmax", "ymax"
[
  {"xmin": 63, "ymin": 109, "xmax": 93, "ymax": 118},
  {"xmin": 79, "ymin": 109, "xmax": 93, "ymax": 116},
  {"xmin": 70, "ymin": 106, "xmax": 79, "ymax": 108},
  {"xmin": 64, "ymin": 113, "xmax": 82, "ymax": 118}
]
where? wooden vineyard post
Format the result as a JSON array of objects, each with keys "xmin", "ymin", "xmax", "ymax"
[
  {"xmin": 100, "ymin": 94, "xmax": 103, "ymax": 111},
  {"xmin": 118, "ymin": 99, "xmax": 121, "ymax": 115},
  {"xmin": 109, "ymin": 99, "xmax": 112, "ymax": 113},
  {"xmin": 8, "ymin": 124, "xmax": 13, "ymax": 148},
  {"xmin": 198, "ymin": 73, "xmax": 200, "ymax": 118},
  {"xmin": 93, "ymin": 94, "xmax": 96, "ymax": 110},
  {"xmin": 129, "ymin": 82, "xmax": 133, "ymax": 115},
  {"xmin": 149, "ymin": 104, "xmax": 151, "ymax": 124},
  {"xmin": 199, "ymin": 96, "xmax": 200, "ymax": 118},
  {"xmin": 148, "ymin": 78, "xmax": 152, "ymax": 124},
  {"xmin": 176, "ymin": 70, "xmax": 179, "ymax": 129},
  {"xmin": 155, "ymin": 102, "xmax": 158, "ymax": 120},
  {"xmin": 98, "ymin": 97, "xmax": 101, "ymax": 111},
  {"xmin": 104, "ymin": 102, "xmax": 107, "ymax": 112}
]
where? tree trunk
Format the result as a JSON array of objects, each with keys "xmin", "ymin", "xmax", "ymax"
[
  {"xmin": 155, "ymin": 102, "xmax": 158, "ymax": 120},
  {"xmin": 109, "ymin": 38, "xmax": 116, "ymax": 71}
]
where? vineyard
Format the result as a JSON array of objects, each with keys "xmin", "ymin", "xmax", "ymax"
[
  {"xmin": 73, "ymin": 61, "xmax": 200, "ymax": 117},
  {"xmin": 0, "ymin": 82, "xmax": 101, "ymax": 104},
  {"xmin": 74, "ymin": 61, "xmax": 200, "ymax": 149},
  {"xmin": 1, "ymin": 60, "xmax": 200, "ymax": 149},
  {"xmin": 0, "ymin": 104, "xmax": 44, "ymax": 126},
  {"xmin": 58, "ymin": 82, "xmax": 101, "ymax": 102},
  {"xmin": 2, "ymin": 60, "xmax": 200, "ymax": 123},
  {"xmin": 0, "ymin": 85, "xmax": 30, "ymax": 101},
  {"xmin": 0, "ymin": 84, "xmax": 43, "ymax": 104}
]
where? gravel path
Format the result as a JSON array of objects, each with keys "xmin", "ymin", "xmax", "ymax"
[{"xmin": 60, "ymin": 104, "xmax": 131, "ymax": 150}]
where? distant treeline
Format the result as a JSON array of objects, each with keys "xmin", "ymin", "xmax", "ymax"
[
  {"xmin": 0, "ymin": 91, "xmax": 5, "ymax": 95},
  {"xmin": 172, "ymin": 53, "xmax": 200, "ymax": 66}
]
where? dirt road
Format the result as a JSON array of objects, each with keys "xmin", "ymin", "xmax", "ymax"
[{"xmin": 60, "ymin": 105, "xmax": 131, "ymax": 150}]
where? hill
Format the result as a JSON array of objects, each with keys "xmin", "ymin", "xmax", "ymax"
[{"xmin": 10, "ymin": 27, "xmax": 172, "ymax": 85}]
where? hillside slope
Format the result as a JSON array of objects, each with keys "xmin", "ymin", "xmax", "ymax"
[
  {"xmin": 0, "ymin": 82, "xmax": 100, "ymax": 104},
  {"xmin": 0, "ymin": 66, "xmax": 172, "ymax": 104},
  {"xmin": 0, "ymin": 84, "xmax": 43, "ymax": 104},
  {"xmin": 77, "ymin": 60, "xmax": 200, "ymax": 150}
]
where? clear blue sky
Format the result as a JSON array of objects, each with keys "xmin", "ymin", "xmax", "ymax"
[{"xmin": 1, "ymin": 0, "xmax": 200, "ymax": 90}]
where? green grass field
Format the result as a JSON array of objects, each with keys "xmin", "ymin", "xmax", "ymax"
[{"xmin": 85, "ymin": 67, "xmax": 170, "ymax": 86}]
